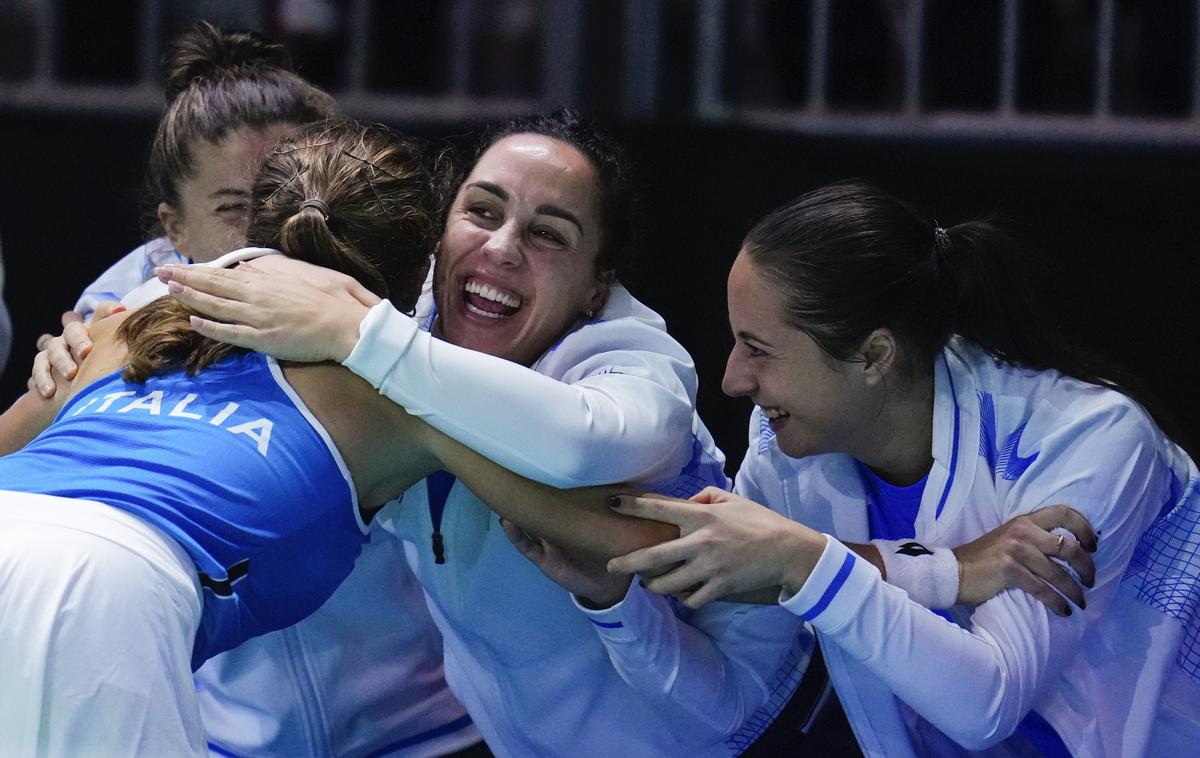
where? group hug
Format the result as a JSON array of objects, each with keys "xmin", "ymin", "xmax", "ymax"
[{"xmin": 0, "ymin": 22, "xmax": 1197, "ymax": 758}]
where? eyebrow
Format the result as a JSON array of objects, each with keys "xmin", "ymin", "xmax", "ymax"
[
  {"xmin": 734, "ymin": 329, "xmax": 772, "ymax": 348},
  {"xmin": 208, "ymin": 188, "xmax": 250, "ymax": 200},
  {"xmin": 466, "ymin": 181, "xmax": 584, "ymax": 235}
]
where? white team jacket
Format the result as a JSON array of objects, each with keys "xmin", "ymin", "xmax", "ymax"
[
  {"xmin": 738, "ymin": 336, "xmax": 1200, "ymax": 757},
  {"xmin": 75, "ymin": 236, "xmax": 187, "ymax": 319},
  {"xmin": 99, "ymin": 247, "xmax": 481, "ymax": 758},
  {"xmin": 351, "ymin": 287, "xmax": 813, "ymax": 757}
]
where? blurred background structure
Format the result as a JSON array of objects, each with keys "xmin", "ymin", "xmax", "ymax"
[{"xmin": 2, "ymin": 0, "xmax": 1198, "ymax": 467}]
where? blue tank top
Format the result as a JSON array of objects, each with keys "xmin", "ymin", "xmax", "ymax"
[{"xmin": 0, "ymin": 352, "xmax": 367, "ymax": 668}]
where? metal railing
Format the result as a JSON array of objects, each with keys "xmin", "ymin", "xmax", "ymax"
[{"xmin": 2, "ymin": 0, "xmax": 1198, "ymax": 145}]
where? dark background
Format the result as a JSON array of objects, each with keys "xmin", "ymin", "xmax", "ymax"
[{"xmin": 2, "ymin": 113, "xmax": 1197, "ymax": 470}]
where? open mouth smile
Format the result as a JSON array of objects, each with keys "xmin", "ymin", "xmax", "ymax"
[{"xmin": 463, "ymin": 277, "xmax": 523, "ymax": 320}]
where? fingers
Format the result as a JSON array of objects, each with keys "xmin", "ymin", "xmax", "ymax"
[
  {"xmin": 91, "ymin": 301, "xmax": 127, "ymax": 322},
  {"xmin": 60, "ymin": 309, "xmax": 84, "ymax": 327},
  {"xmin": 63, "ymin": 321, "xmax": 93, "ymax": 362},
  {"xmin": 608, "ymin": 539, "xmax": 696, "ymax": 576},
  {"xmin": 690, "ymin": 486, "xmax": 735, "ymax": 505},
  {"xmin": 1029, "ymin": 504, "xmax": 1098, "ymax": 552},
  {"xmin": 167, "ymin": 280, "xmax": 248, "ymax": 322},
  {"xmin": 46, "ymin": 336, "xmax": 80, "ymax": 380},
  {"xmin": 608, "ymin": 494, "xmax": 697, "ymax": 527},
  {"xmin": 30, "ymin": 351, "xmax": 57, "ymax": 398},
  {"xmin": 156, "ymin": 263, "xmax": 255, "ymax": 295},
  {"xmin": 1053, "ymin": 534, "xmax": 1096, "ymax": 589},
  {"xmin": 35, "ymin": 333, "xmax": 53, "ymax": 352},
  {"xmin": 500, "ymin": 518, "xmax": 545, "ymax": 562},
  {"xmin": 188, "ymin": 316, "xmax": 268, "ymax": 351},
  {"xmin": 1012, "ymin": 571, "xmax": 1072, "ymax": 617}
]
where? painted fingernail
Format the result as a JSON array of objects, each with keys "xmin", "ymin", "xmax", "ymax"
[{"xmin": 607, "ymin": 495, "xmax": 622, "ymax": 509}]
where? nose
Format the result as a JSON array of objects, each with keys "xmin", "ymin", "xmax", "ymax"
[
  {"xmin": 481, "ymin": 220, "xmax": 522, "ymax": 267},
  {"xmin": 721, "ymin": 347, "xmax": 755, "ymax": 398}
]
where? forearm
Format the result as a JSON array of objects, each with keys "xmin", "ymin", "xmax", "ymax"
[
  {"xmin": 427, "ymin": 426, "xmax": 677, "ymax": 558},
  {"xmin": 0, "ymin": 388, "xmax": 68, "ymax": 454},
  {"xmin": 784, "ymin": 536, "xmax": 1059, "ymax": 749},
  {"xmin": 344, "ymin": 302, "xmax": 695, "ymax": 487}
]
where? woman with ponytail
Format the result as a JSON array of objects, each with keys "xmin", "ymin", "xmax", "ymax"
[
  {"xmin": 31, "ymin": 23, "xmax": 486, "ymax": 758},
  {"xmin": 607, "ymin": 180, "xmax": 1200, "ymax": 756},
  {"xmin": 0, "ymin": 121, "xmax": 661, "ymax": 756}
]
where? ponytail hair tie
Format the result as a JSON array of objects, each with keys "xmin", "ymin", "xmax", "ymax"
[{"xmin": 299, "ymin": 198, "xmax": 330, "ymax": 221}]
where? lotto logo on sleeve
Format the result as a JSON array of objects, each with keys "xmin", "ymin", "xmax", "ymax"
[{"xmin": 896, "ymin": 541, "xmax": 933, "ymax": 557}]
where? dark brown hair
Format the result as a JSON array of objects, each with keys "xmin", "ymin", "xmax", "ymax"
[
  {"xmin": 743, "ymin": 179, "xmax": 1178, "ymax": 437},
  {"xmin": 472, "ymin": 109, "xmax": 638, "ymax": 279},
  {"xmin": 120, "ymin": 120, "xmax": 446, "ymax": 381},
  {"xmin": 143, "ymin": 21, "xmax": 336, "ymax": 235}
]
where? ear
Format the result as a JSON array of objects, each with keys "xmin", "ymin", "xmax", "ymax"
[
  {"xmin": 858, "ymin": 328, "xmax": 898, "ymax": 387},
  {"xmin": 587, "ymin": 269, "xmax": 615, "ymax": 314},
  {"xmin": 158, "ymin": 202, "xmax": 188, "ymax": 255}
]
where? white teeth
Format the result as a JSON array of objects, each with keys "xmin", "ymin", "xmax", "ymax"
[
  {"xmin": 762, "ymin": 407, "xmax": 790, "ymax": 420},
  {"xmin": 465, "ymin": 279, "xmax": 522, "ymax": 308},
  {"xmin": 465, "ymin": 303, "xmax": 504, "ymax": 319}
]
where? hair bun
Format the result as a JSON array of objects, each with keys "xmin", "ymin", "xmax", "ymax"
[{"xmin": 164, "ymin": 21, "xmax": 292, "ymax": 100}]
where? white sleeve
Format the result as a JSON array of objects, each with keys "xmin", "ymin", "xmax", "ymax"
[
  {"xmin": 574, "ymin": 581, "xmax": 811, "ymax": 746},
  {"xmin": 74, "ymin": 238, "xmax": 186, "ymax": 318},
  {"xmin": 342, "ymin": 301, "xmax": 699, "ymax": 488},
  {"xmin": 780, "ymin": 402, "xmax": 1169, "ymax": 750}
]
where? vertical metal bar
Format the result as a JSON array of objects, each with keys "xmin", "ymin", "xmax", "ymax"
[
  {"xmin": 1095, "ymin": 0, "xmax": 1116, "ymax": 116},
  {"xmin": 1192, "ymin": 0, "xmax": 1200, "ymax": 117},
  {"xmin": 542, "ymin": 0, "xmax": 584, "ymax": 106},
  {"xmin": 31, "ymin": 0, "xmax": 56, "ymax": 83},
  {"xmin": 344, "ymin": 0, "xmax": 371, "ymax": 94},
  {"xmin": 622, "ymin": 0, "xmax": 662, "ymax": 119},
  {"xmin": 808, "ymin": 0, "xmax": 830, "ymax": 112},
  {"xmin": 998, "ymin": 0, "xmax": 1020, "ymax": 114},
  {"xmin": 902, "ymin": 0, "xmax": 926, "ymax": 115},
  {"xmin": 695, "ymin": 0, "xmax": 726, "ymax": 119},
  {"xmin": 138, "ymin": 0, "xmax": 163, "ymax": 87},
  {"xmin": 449, "ymin": 0, "xmax": 474, "ymax": 96}
]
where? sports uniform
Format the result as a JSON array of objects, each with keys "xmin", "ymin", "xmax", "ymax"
[
  {"xmin": 92, "ymin": 246, "xmax": 482, "ymax": 758},
  {"xmin": 738, "ymin": 336, "xmax": 1200, "ymax": 757},
  {"xmin": 0, "ymin": 350, "xmax": 362, "ymax": 755},
  {"xmin": 348, "ymin": 289, "xmax": 814, "ymax": 757}
]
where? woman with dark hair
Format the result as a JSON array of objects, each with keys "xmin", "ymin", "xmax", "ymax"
[
  {"xmin": 0, "ymin": 120, "xmax": 652, "ymax": 756},
  {"xmin": 151, "ymin": 109, "xmax": 818, "ymax": 756},
  {"xmin": 69, "ymin": 21, "xmax": 336, "ymax": 320},
  {"xmin": 608, "ymin": 180, "xmax": 1200, "ymax": 756},
  {"xmin": 30, "ymin": 23, "xmax": 484, "ymax": 758}
]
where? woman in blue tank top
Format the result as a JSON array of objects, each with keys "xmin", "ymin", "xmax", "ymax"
[{"xmin": 0, "ymin": 120, "xmax": 670, "ymax": 757}]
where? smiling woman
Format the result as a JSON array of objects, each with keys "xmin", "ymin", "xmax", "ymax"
[
  {"xmin": 436, "ymin": 133, "xmax": 608, "ymax": 366},
  {"xmin": 152, "ymin": 109, "xmax": 816, "ymax": 756}
]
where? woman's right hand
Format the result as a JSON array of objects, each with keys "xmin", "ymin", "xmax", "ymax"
[
  {"xmin": 29, "ymin": 306, "xmax": 116, "ymax": 398},
  {"xmin": 955, "ymin": 503, "xmax": 1098, "ymax": 615}
]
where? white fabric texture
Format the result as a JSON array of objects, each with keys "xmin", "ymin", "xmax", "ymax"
[
  {"xmin": 371, "ymin": 284, "xmax": 810, "ymax": 757},
  {"xmin": 0, "ymin": 492, "xmax": 205, "ymax": 757},
  {"xmin": 740, "ymin": 336, "xmax": 1200, "ymax": 757},
  {"xmin": 75, "ymin": 236, "xmax": 187, "ymax": 318},
  {"xmin": 344, "ymin": 284, "xmax": 699, "ymax": 489}
]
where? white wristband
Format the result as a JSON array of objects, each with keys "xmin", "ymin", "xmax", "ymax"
[{"xmin": 872, "ymin": 539, "xmax": 960, "ymax": 609}]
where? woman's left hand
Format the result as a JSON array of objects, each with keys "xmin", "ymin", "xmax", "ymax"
[
  {"xmin": 500, "ymin": 518, "xmax": 633, "ymax": 609},
  {"xmin": 156, "ymin": 259, "xmax": 381, "ymax": 363},
  {"xmin": 607, "ymin": 487, "xmax": 826, "ymax": 608}
]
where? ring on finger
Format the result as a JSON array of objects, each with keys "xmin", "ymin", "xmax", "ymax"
[{"xmin": 1053, "ymin": 533, "xmax": 1066, "ymax": 557}]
